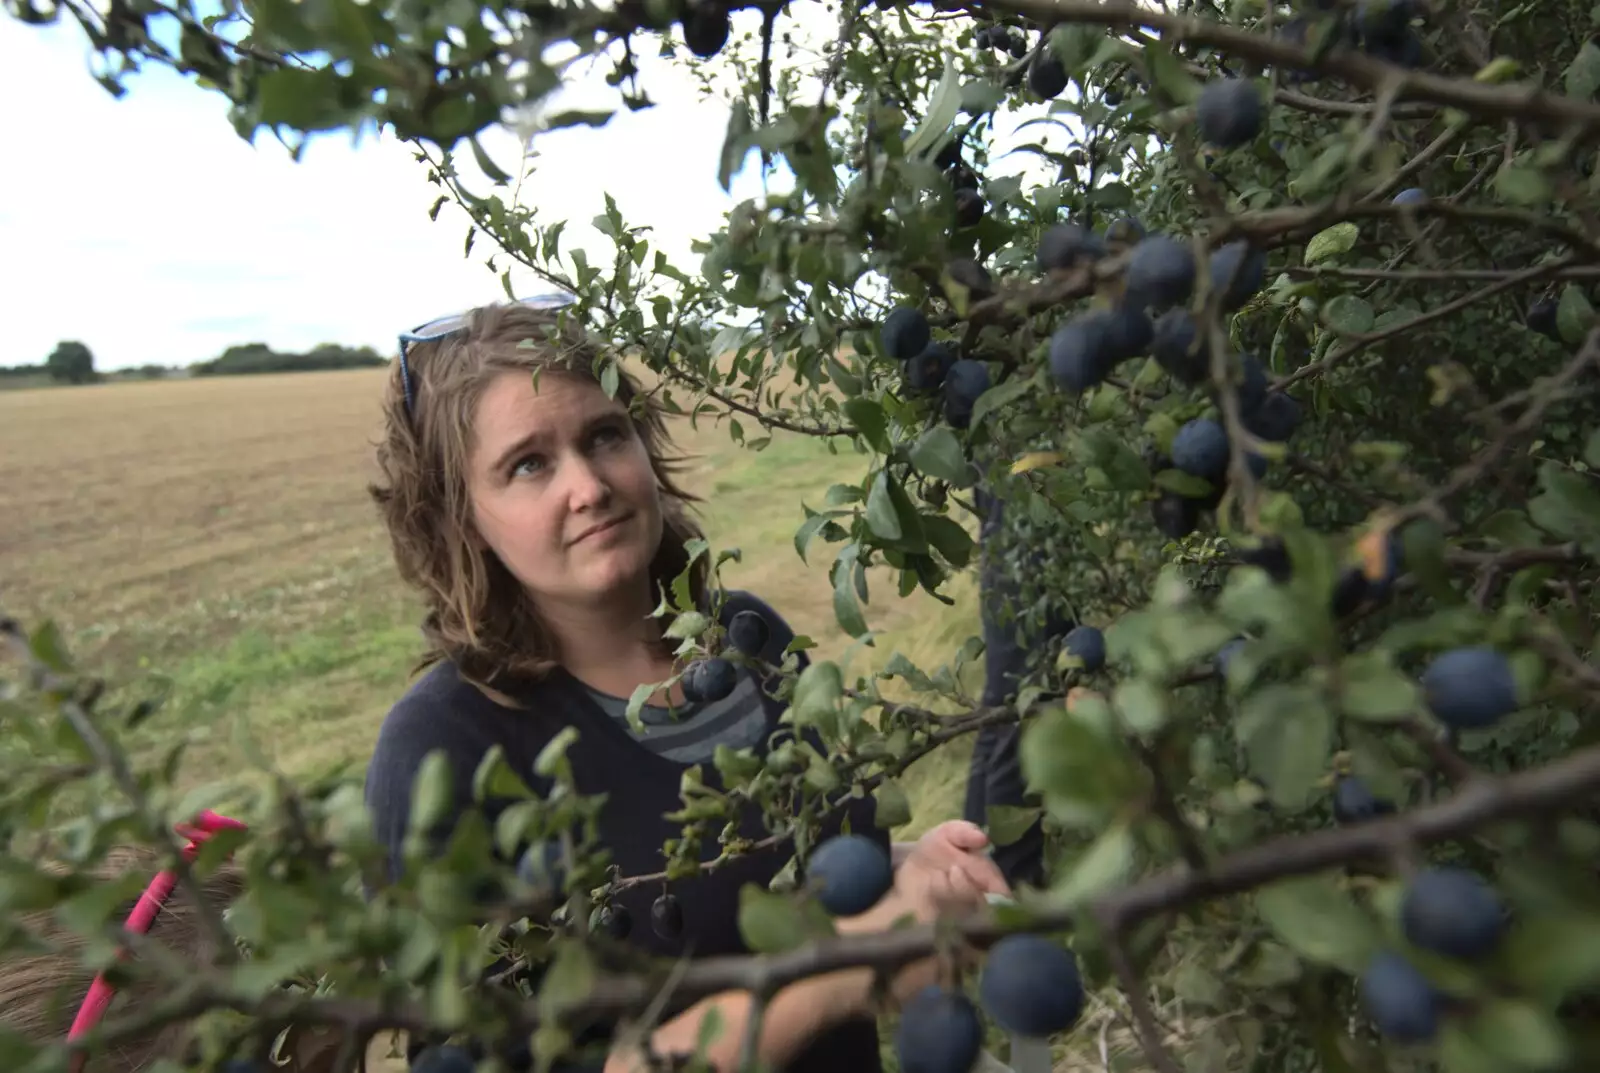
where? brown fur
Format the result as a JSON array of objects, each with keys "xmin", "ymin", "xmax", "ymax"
[{"xmin": 0, "ymin": 845, "xmax": 345, "ymax": 1072}]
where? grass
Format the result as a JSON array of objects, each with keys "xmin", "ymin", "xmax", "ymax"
[{"xmin": 0, "ymin": 368, "xmax": 1173, "ymax": 1072}]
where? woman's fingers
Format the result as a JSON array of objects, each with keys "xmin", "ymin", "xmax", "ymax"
[
  {"xmin": 955, "ymin": 851, "xmax": 1011, "ymax": 896},
  {"xmin": 935, "ymin": 820, "xmax": 991, "ymax": 853}
]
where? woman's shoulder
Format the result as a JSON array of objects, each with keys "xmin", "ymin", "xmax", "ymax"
[{"xmin": 370, "ymin": 659, "xmax": 568, "ymax": 766}]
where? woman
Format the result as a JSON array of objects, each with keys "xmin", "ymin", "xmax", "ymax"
[{"xmin": 362, "ymin": 294, "xmax": 1011, "ymax": 1073}]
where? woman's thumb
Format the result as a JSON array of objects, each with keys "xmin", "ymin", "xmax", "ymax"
[{"xmin": 942, "ymin": 820, "xmax": 990, "ymax": 850}]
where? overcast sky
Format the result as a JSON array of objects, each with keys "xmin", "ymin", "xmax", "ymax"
[{"xmin": 2, "ymin": 7, "xmax": 1072, "ymax": 371}]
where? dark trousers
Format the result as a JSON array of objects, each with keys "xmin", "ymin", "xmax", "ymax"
[{"xmin": 961, "ymin": 481, "xmax": 1050, "ymax": 891}]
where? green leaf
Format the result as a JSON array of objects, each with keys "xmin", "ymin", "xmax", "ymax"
[
  {"xmin": 904, "ymin": 57, "xmax": 962, "ymax": 159},
  {"xmin": 1480, "ymin": 509, "xmax": 1547, "ymax": 548},
  {"xmin": 1234, "ymin": 684, "xmax": 1332, "ymax": 811},
  {"xmin": 1339, "ymin": 650, "xmax": 1422, "ymax": 722},
  {"xmin": 472, "ymin": 745, "xmax": 535, "ymax": 803},
  {"xmin": 469, "ymin": 136, "xmax": 513, "ymax": 185},
  {"xmin": 825, "ymin": 483, "xmax": 865, "ymax": 507},
  {"xmin": 1254, "ymin": 874, "xmax": 1381, "ymax": 974},
  {"xmin": 1527, "ymin": 461, "xmax": 1600, "ymax": 551},
  {"xmin": 873, "ymin": 780, "xmax": 912, "ymax": 829},
  {"xmin": 791, "ymin": 661, "xmax": 843, "ymax": 727},
  {"xmin": 665, "ymin": 610, "xmax": 710, "ymax": 641},
  {"xmin": 1565, "ymin": 40, "xmax": 1600, "ymax": 99},
  {"xmin": 909, "ymin": 428, "xmax": 975, "ymax": 486},
  {"xmin": 959, "ymin": 79, "xmax": 1006, "ymax": 115},
  {"xmin": 623, "ymin": 683, "xmax": 655, "ymax": 732},
  {"xmin": 832, "ymin": 547, "xmax": 869, "ymax": 638},
  {"xmin": 1494, "ymin": 160, "xmax": 1551, "ymax": 205},
  {"xmin": 984, "ymin": 805, "xmax": 1041, "ymax": 847},
  {"xmin": 1556, "ymin": 283, "xmax": 1597, "ymax": 345},
  {"xmin": 1459, "ymin": 998, "xmax": 1571, "ymax": 1071},
  {"xmin": 842, "ymin": 397, "xmax": 891, "ymax": 454},
  {"xmin": 968, "ymin": 371, "xmax": 1034, "ymax": 432},
  {"xmin": 793, "ymin": 510, "xmax": 836, "ymax": 565},
  {"xmin": 542, "ymin": 109, "xmax": 616, "ymax": 131},
  {"xmin": 536, "ymin": 941, "xmax": 596, "ymax": 1019},
  {"xmin": 533, "ymin": 726, "xmax": 580, "ymax": 778},
  {"xmin": 1020, "ymin": 703, "xmax": 1144, "ymax": 831},
  {"xmin": 1112, "ymin": 679, "xmax": 1168, "ymax": 736},
  {"xmin": 738, "ymin": 886, "xmax": 812, "ymax": 953},
  {"xmin": 1320, "ymin": 294, "xmax": 1375, "ymax": 335},
  {"xmin": 718, "ymin": 100, "xmax": 754, "ymax": 192},
  {"xmin": 1153, "ymin": 469, "xmax": 1214, "ymax": 499},
  {"xmin": 1050, "ymin": 822, "xmax": 1136, "ymax": 907},
  {"xmin": 922, "ymin": 514, "xmax": 975, "ymax": 568},
  {"xmin": 1141, "ymin": 39, "xmax": 1200, "ymax": 104},
  {"xmin": 408, "ymin": 751, "xmax": 454, "ymax": 836},
  {"xmin": 1584, "ymin": 429, "xmax": 1600, "ymax": 470},
  {"xmin": 1505, "ymin": 912, "xmax": 1600, "ymax": 1001},
  {"xmin": 865, "ymin": 470, "xmax": 903, "ymax": 542},
  {"xmin": 1304, "ymin": 222, "xmax": 1358, "ymax": 265}
]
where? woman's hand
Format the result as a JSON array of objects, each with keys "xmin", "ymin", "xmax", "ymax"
[
  {"xmin": 837, "ymin": 821, "xmax": 1011, "ymax": 1003},
  {"xmin": 896, "ymin": 820, "xmax": 1011, "ymax": 920}
]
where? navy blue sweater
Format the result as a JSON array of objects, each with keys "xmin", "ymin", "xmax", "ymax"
[{"xmin": 363, "ymin": 590, "xmax": 887, "ymax": 1073}]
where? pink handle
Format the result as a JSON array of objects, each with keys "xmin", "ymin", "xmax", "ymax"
[{"xmin": 66, "ymin": 811, "xmax": 247, "ymax": 1070}]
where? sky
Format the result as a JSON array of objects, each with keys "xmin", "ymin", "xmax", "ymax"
[{"xmin": 1, "ymin": 6, "xmax": 1072, "ymax": 371}]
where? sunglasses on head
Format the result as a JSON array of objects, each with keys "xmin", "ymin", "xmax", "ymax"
[{"xmin": 396, "ymin": 290, "xmax": 578, "ymax": 416}]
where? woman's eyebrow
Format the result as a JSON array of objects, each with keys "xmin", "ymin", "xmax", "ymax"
[{"xmin": 491, "ymin": 411, "xmax": 625, "ymax": 471}]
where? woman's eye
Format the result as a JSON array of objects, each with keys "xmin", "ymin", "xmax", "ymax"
[{"xmin": 512, "ymin": 455, "xmax": 546, "ymax": 477}]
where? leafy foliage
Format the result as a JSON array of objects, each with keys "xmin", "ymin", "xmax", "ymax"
[{"xmin": 4, "ymin": 0, "xmax": 1600, "ymax": 1071}]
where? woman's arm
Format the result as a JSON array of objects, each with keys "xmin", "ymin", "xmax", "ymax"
[
  {"xmin": 600, "ymin": 895, "xmax": 933, "ymax": 1073},
  {"xmin": 602, "ymin": 822, "xmax": 1009, "ymax": 1073},
  {"xmin": 602, "ymin": 965, "xmax": 873, "ymax": 1073}
]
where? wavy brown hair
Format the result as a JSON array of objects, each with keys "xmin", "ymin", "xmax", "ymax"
[{"xmin": 369, "ymin": 300, "xmax": 709, "ymax": 697}]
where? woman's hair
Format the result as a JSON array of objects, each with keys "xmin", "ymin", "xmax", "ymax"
[
  {"xmin": 0, "ymin": 847, "xmax": 340, "ymax": 1072},
  {"xmin": 369, "ymin": 300, "xmax": 709, "ymax": 697}
]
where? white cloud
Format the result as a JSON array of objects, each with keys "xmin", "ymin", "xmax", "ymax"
[{"xmin": 1, "ymin": 9, "xmax": 1085, "ymax": 371}]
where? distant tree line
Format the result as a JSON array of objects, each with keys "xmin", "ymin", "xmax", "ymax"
[
  {"xmin": 1, "ymin": 339, "xmax": 390, "ymax": 389},
  {"xmin": 190, "ymin": 342, "xmax": 388, "ymax": 376}
]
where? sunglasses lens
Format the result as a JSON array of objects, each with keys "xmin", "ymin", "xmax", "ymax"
[
  {"xmin": 412, "ymin": 312, "xmax": 468, "ymax": 339},
  {"xmin": 523, "ymin": 291, "xmax": 577, "ymax": 310}
]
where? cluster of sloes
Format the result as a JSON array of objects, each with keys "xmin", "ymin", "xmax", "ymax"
[
  {"xmin": 408, "ymin": 834, "xmax": 1093, "ymax": 1073},
  {"xmin": 1277, "ymin": 0, "xmax": 1427, "ymax": 81},
  {"xmin": 974, "ymin": 21, "xmax": 1027, "ymax": 59},
  {"xmin": 1334, "ymin": 646, "xmax": 1522, "ymax": 822},
  {"xmin": 671, "ymin": 608, "xmax": 770, "ymax": 707},
  {"xmin": 880, "ymin": 304, "xmax": 993, "ymax": 430},
  {"xmin": 1038, "ymin": 207, "xmax": 1300, "ymax": 540},
  {"xmin": 807, "ymin": 835, "xmax": 1087, "ymax": 1073},
  {"xmin": 1212, "ymin": 563, "xmax": 1524, "ymax": 1048},
  {"xmin": 939, "ymin": 136, "xmax": 988, "ymax": 231},
  {"xmin": 1362, "ymin": 866, "xmax": 1510, "ymax": 1044}
]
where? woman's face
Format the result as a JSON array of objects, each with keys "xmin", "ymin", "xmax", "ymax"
[{"xmin": 465, "ymin": 369, "xmax": 665, "ymax": 613}]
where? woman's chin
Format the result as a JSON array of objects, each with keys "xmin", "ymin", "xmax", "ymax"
[{"xmin": 573, "ymin": 539, "xmax": 655, "ymax": 595}]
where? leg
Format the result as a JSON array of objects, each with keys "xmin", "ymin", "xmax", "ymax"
[{"xmin": 966, "ymin": 479, "xmax": 1050, "ymax": 890}]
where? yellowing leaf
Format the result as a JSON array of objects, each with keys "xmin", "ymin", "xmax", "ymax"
[
  {"xmin": 1012, "ymin": 451, "xmax": 1064, "ymax": 474},
  {"xmin": 1304, "ymin": 222, "xmax": 1358, "ymax": 265}
]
